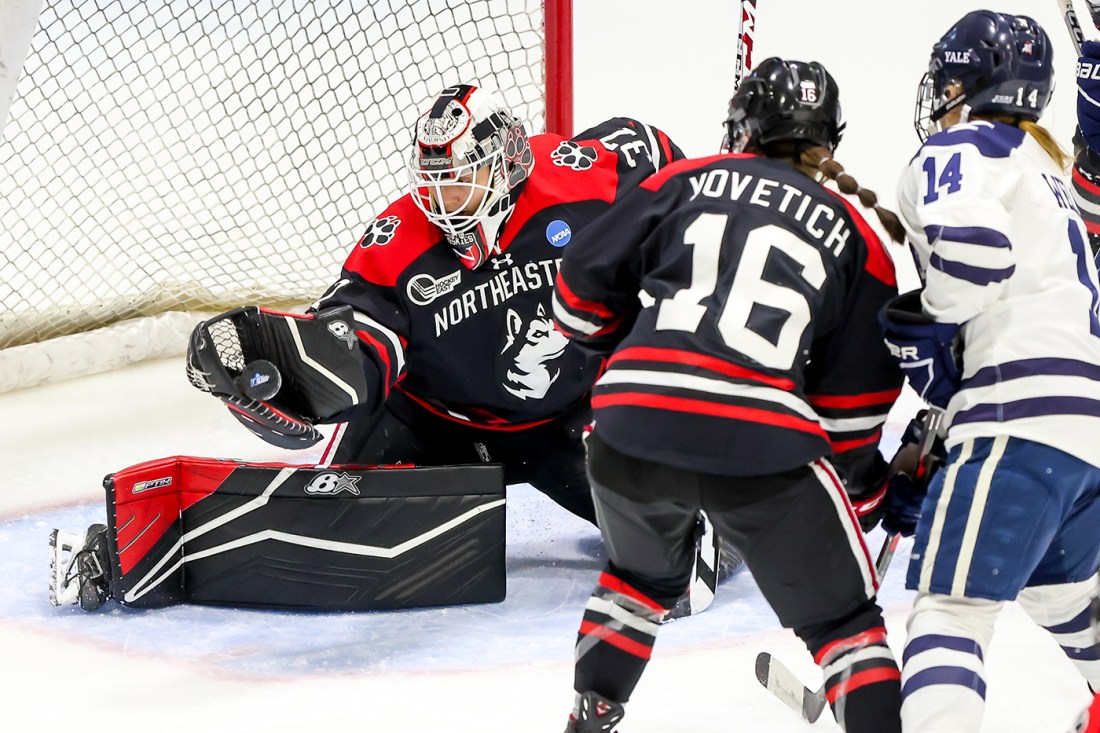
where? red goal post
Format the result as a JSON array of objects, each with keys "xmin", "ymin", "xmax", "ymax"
[{"xmin": 0, "ymin": 0, "xmax": 573, "ymax": 392}]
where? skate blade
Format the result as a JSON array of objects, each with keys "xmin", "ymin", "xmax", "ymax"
[{"xmin": 48, "ymin": 528, "xmax": 85, "ymax": 607}]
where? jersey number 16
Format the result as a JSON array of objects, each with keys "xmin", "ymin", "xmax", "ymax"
[{"xmin": 655, "ymin": 212, "xmax": 827, "ymax": 370}]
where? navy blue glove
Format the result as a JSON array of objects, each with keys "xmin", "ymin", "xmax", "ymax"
[
  {"xmin": 882, "ymin": 411, "xmax": 946, "ymax": 537},
  {"xmin": 1078, "ymin": 41, "xmax": 1100, "ymax": 152},
  {"xmin": 878, "ymin": 291, "xmax": 962, "ymax": 409}
]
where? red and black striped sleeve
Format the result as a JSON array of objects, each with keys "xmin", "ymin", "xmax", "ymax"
[
  {"xmin": 805, "ymin": 199, "xmax": 904, "ymax": 492},
  {"xmin": 552, "ymin": 172, "xmax": 680, "ymax": 348}
]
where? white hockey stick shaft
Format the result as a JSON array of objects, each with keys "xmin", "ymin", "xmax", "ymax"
[
  {"xmin": 735, "ymin": 0, "xmax": 757, "ymax": 89},
  {"xmin": 1060, "ymin": 0, "xmax": 1087, "ymax": 55}
]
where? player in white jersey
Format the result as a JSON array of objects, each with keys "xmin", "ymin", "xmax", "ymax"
[{"xmin": 879, "ymin": 11, "xmax": 1100, "ymax": 732}]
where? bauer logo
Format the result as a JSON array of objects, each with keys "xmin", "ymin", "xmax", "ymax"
[
  {"xmin": 132, "ymin": 476, "xmax": 172, "ymax": 494},
  {"xmin": 407, "ymin": 270, "xmax": 462, "ymax": 306},
  {"xmin": 304, "ymin": 472, "xmax": 362, "ymax": 496},
  {"xmin": 546, "ymin": 220, "xmax": 572, "ymax": 247}
]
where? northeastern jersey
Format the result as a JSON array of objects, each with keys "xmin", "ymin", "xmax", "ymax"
[
  {"xmin": 314, "ymin": 118, "xmax": 683, "ymax": 431},
  {"xmin": 898, "ymin": 121, "xmax": 1100, "ymax": 468},
  {"xmin": 553, "ymin": 153, "xmax": 903, "ymax": 480}
]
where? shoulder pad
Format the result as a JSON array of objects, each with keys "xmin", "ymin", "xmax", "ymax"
[
  {"xmin": 922, "ymin": 121, "xmax": 1026, "ymax": 159},
  {"xmin": 342, "ymin": 195, "xmax": 440, "ymax": 287}
]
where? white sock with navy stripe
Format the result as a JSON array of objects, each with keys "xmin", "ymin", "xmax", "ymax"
[
  {"xmin": 1019, "ymin": 577, "xmax": 1100, "ymax": 691},
  {"xmin": 901, "ymin": 592, "xmax": 1000, "ymax": 733}
]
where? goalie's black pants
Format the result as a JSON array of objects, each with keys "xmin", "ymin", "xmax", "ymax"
[
  {"xmin": 573, "ymin": 432, "xmax": 901, "ymax": 733},
  {"xmin": 328, "ymin": 390, "xmax": 596, "ymax": 524}
]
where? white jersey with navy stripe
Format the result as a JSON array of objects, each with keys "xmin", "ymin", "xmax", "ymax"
[{"xmin": 897, "ymin": 120, "xmax": 1100, "ymax": 468}]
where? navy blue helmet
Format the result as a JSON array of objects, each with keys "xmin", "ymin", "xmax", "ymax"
[
  {"xmin": 725, "ymin": 57, "xmax": 845, "ymax": 154},
  {"xmin": 914, "ymin": 11, "xmax": 1054, "ymax": 141}
]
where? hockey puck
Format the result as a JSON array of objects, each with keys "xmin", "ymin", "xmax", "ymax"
[{"xmin": 236, "ymin": 359, "xmax": 282, "ymax": 401}]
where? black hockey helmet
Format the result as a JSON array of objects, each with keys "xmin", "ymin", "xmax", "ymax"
[
  {"xmin": 914, "ymin": 11, "xmax": 1054, "ymax": 141},
  {"xmin": 725, "ymin": 57, "xmax": 845, "ymax": 154}
]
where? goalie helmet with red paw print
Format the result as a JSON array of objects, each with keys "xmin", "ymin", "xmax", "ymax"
[{"xmin": 407, "ymin": 84, "xmax": 533, "ymax": 269}]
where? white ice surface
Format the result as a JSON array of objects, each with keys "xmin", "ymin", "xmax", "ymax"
[
  {"xmin": 2, "ymin": 1, "xmax": 1094, "ymax": 728},
  {"xmin": 0, "ymin": 358, "xmax": 1090, "ymax": 732}
]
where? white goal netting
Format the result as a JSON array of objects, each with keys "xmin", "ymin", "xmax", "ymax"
[{"xmin": 0, "ymin": 0, "xmax": 554, "ymax": 391}]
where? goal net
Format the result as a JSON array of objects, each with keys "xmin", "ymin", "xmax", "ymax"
[{"xmin": 0, "ymin": 0, "xmax": 569, "ymax": 392}]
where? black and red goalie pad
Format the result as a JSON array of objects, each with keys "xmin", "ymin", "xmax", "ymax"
[{"xmin": 102, "ymin": 456, "xmax": 505, "ymax": 611}]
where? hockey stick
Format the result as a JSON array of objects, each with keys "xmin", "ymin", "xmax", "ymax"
[
  {"xmin": 754, "ymin": 408, "xmax": 944, "ymax": 724},
  {"xmin": 734, "ymin": 0, "xmax": 758, "ymax": 89},
  {"xmin": 1060, "ymin": 0, "xmax": 1100, "ymax": 53},
  {"xmin": 1060, "ymin": 0, "xmax": 1088, "ymax": 54}
]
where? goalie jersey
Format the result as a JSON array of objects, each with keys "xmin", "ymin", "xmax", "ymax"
[
  {"xmin": 552, "ymin": 152, "xmax": 903, "ymax": 482},
  {"xmin": 898, "ymin": 120, "xmax": 1100, "ymax": 466},
  {"xmin": 314, "ymin": 118, "xmax": 683, "ymax": 431}
]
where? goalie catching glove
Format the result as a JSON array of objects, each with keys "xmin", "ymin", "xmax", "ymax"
[{"xmin": 187, "ymin": 306, "xmax": 371, "ymax": 449}]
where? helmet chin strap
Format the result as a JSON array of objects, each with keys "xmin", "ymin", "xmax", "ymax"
[{"xmin": 444, "ymin": 193, "xmax": 515, "ymax": 269}]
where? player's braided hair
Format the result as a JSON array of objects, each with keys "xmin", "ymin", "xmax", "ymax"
[{"xmin": 799, "ymin": 145, "xmax": 906, "ymax": 244}]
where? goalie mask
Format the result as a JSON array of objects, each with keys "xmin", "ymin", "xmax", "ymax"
[
  {"xmin": 724, "ymin": 57, "xmax": 845, "ymax": 155},
  {"xmin": 408, "ymin": 85, "xmax": 534, "ymax": 269},
  {"xmin": 914, "ymin": 11, "xmax": 1054, "ymax": 142}
]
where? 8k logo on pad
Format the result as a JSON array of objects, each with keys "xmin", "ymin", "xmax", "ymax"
[{"xmin": 546, "ymin": 220, "xmax": 571, "ymax": 247}]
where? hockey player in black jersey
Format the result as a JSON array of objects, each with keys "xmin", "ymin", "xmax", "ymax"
[
  {"xmin": 51, "ymin": 86, "xmax": 718, "ymax": 615},
  {"xmin": 192, "ymin": 84, "xmax": 684, "ymax": 523},
  {"xmin": 555, "ymin": 59, "xmax": 906, "ymax": 733},
  {"xmin": 303, "ymin": 84, "xmax": 686, "ymax": 524}
]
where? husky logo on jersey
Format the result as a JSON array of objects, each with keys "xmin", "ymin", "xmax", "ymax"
[
  {"xmin": 304, "ymin": 471, "xmax": 361, "ymax": 496},
  {"xmin": 499, "ymin": 303, "xmax": 568, "ymax": 400},
  {"xmin": 551, "ymin": 140, "xmax": 598, "ymax": 171},
  {"xmin": 357, "ymin": 216, "xmax": 401, "ymax": 248},
  {"xmin": 408, "ymin": 270, "xmax": 462, "ymax": 306},
  {"xmin": 132, "ymin": 476, "xmax": 172, "ymax": 494},
  {"xmin": 799, "ymin": 80, "xmax": 818, "ymax": 103},
  {"xmin": 326, "ymin": 320, "xmax": 357, "ymax": 349},
  {"xmin": 944, "ymin": 50, "xmax": 971, "ymax": 64}
]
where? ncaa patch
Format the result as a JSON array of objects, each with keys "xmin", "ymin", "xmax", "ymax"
[{"xmin": 546, "ymin": 220, "xmax": 571, "ymax": 247}]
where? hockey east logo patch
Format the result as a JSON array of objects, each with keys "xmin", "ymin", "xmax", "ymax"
[
  {"xmin": 304, "ymin": 472, "xmax": 362, "ymax": 496},
  {"xmin": 551, "ymin": 140, "xmax": 598, "ymax": 171},
  {"xmin": 357, "ymin": 216, "xmax": 401, "ymax": 248},
  {"xmin": 407, "ymin": 269, "xmax": 462, "ymax": 306}
]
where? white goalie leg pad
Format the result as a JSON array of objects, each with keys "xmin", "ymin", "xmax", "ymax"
[
  {"xmin": 1019, "ymin": 575, "xmax": 1100, "ymax": 689},
  {"xmin": 901, "ymin": 592, "xmax": 1000, "ymax": 733},
  {"xmin": 48, "ymin": 528, "xmax": 89, "ymax": 607}
]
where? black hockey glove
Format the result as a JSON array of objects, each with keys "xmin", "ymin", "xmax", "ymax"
[
  {"xmin": 187, "ymin": 306, "xmax": 371, "ymax": 449},
  {"xmin": 878, "ymin": 291, "xmax": 962, "ymax": 409},
  {"xmin": 882, "ymin": 410, "xmax": 946, "ymax": 537}
]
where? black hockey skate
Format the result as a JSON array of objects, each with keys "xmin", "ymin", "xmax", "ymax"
[
  {"xmin": 49, "ymin": 523, "xmax": 112, "ymax": 611},
  {"xmin": 565, "ymin": 691, "xmax": 625, "ymax": 732}
]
